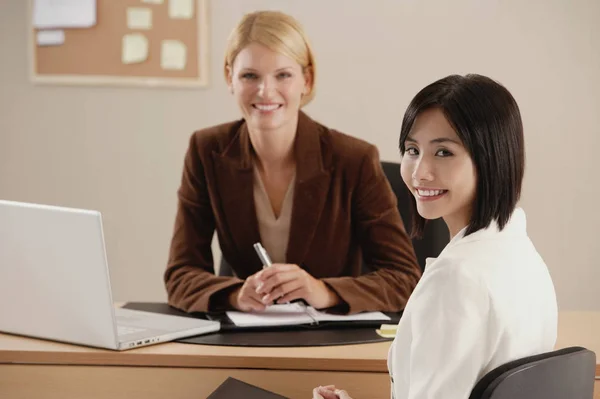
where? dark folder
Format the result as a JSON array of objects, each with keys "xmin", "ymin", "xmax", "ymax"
[
  {"xmin": 207, "ymin": 377, "xmax": 289, "ymax": 399},
  {"xmin": 122, "ymin": 302, "xmax": 399, "ymax": 347}
]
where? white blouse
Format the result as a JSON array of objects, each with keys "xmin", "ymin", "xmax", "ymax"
[{"xmin": 388, "ymin": 208, "xmax": 558, "ymax": 399}]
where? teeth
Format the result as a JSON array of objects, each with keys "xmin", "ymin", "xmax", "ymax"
[
  {"xmin": 417, "ymin": 189, "xmax": 445, "ymax": 197},
  {"xmin": 255, "ymin": 104, "xmax": 280, "ymax": 111}
]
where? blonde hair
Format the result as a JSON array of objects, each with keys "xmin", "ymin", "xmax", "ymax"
[{"xmin": 224, "ymin": 11, "xmax": 316, "ymax": 106}]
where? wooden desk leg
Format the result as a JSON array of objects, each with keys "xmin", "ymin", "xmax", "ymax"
[{"xmin": 0, "ymin": 365, "xmax": 391, "ymax": 399}]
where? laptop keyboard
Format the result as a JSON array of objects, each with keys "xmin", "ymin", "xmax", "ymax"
[{"xmin": 117, "ymin": 325, "xmax": 147, "ymax": 336}]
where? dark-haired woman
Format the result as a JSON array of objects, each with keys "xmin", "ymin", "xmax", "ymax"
[{"xmin": 314, "ymin": 74, "xmax": 558, "ymax": 399}]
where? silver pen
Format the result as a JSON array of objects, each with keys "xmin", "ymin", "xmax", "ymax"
[{"xmin": 253, "ymin": 242, "xmax": 273, "ymax": 269}]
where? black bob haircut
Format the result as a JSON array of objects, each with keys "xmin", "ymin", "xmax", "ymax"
[{"xmin": 399, "ymin": 74, "xmax": 525, "ymax": 238}]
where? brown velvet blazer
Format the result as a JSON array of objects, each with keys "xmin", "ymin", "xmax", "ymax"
[{"xmin": 164, "ymin": 111, "xmax": 421, "ymax": 314}]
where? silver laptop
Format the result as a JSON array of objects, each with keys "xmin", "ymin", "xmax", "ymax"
[{"xmin": 0, "ymin": 199, "xmax": 220, "ymax": 351}]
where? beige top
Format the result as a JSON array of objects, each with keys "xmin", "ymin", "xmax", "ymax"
[{"xmin": 253, "ymin": 167, "xmax": 296, "ymax": 264}]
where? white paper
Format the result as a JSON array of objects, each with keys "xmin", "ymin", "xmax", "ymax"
[
  {"xmin": 33, "ymin": 0, "xmax": 96, "ymax": 29},
  {"xmin": 225, "ymin": 303, "xmax": 391, "ymax": 327},
  {"xmin": 36, "ymin": 30, "xmax": 65, "ymax": 46},
  {"xmin": 307, "ymin": 307, "xmax": 390, "ymax": 323},
  {"xmin": 142, "ymin": 0, "xmax": 164, "ymax": 3},
  {"xmin": 122, "ymin": 33, "xmax": 148, "ymax": 64},
  {"xmin": 127, "ymin": 7, "xmax": 152, "ymax": 30},
  {"xmin": 226, "ymin": 303, "xmax": 314, "ymax": 327},
  {"xmin": 161, "ymin": 40, "xmax": 187, "ymax": 70},
  {"xmin": 168, "ymin": 0, "xmax": 194, "ymax": 19}
]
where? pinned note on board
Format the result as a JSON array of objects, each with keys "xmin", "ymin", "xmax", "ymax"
[
  {"xmin": 36, "ymin": 30, "xmax": 65, "ymax": 46},
  {"xmin": 161, "ymin": 40, "xmax": 187, "ymax": 70},
  {"xmin": 122, "ymin": 33, "xmax": 149, "ymax": 64},
  {"xmin": 33, "ymin": 0, "xmax": 96, "ymax": 29},
  {"xmin": 127, "ymin": 7, "xmax": 152, "ymax": 30},
  {"xmin": 168, "ymin": 0, "xmax": 194, "ymax": 19}
]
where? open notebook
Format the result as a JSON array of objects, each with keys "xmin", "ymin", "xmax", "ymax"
[{"xmin": 225, "ymin": 302, "xmax": 391, "ymax": 328}]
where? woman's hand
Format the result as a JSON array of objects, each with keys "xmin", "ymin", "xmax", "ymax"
[
  {"xmin": 228, "ymin": 271, "xmax": 268, "ymax": 312},
  {"xmin": 254, "ymin": 264, "xmax": 342, "ymax": 309},
  {"xmin": 313, "ymin": 385, "xmax": 353, "ymax": 399}
]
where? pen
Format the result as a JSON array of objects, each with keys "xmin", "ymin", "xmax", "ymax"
[
  {"xmin": 253, "ymin": 242, "xmax": 272, "ymax": 269},
  {"xmin": 252, "ymin": 242, "xmax": 306, "ymax": 306}
]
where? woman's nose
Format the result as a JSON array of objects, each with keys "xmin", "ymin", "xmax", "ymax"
[
  {"xmin": 257, "ymin": 77, "xmax": 274, "ymax": 96},
  {"xmin": 412, "ymin": 157, "xmax": 434, "ymax": 182}
]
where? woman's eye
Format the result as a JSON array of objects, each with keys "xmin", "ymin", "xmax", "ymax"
[
  {"xmin": 406, "ymin": 147, "xmax": 419, "ymax": 156},
  {"xmin": 241, "ymin": 72, "xmax": 258, "ymax": 80},
  {"xmin": 436, "ymin": 149, "xmax": 453, "ymax": 157},
  {"xmin": 277, "ymin": 72, "xmax": 292, "ymax": 79}
]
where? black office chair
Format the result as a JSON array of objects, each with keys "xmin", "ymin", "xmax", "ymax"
[
  {"xmin": 469, "ymin": 346, "xmax": 596, "ymax": 399},
  {"xmin": 218, "ymin": 161, "xmax": 449, "ymax": 276}
]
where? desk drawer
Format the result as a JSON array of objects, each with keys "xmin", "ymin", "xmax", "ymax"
[{"xmin": 0, "ymin": 364, "xmax": 390, "ymax": 399}]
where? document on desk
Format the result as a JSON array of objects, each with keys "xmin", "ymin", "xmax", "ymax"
[{"xmin": 226, "ymin": 303, "xmax": 390, "ymax": 327}]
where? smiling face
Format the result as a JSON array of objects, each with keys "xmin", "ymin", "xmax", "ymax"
[
  {"xmin": 227, "ymin": 42, "xmax": 312, "ymax": 134},
  {"xmin": 400, "ymin": 108, "xmax": 478, "ymax": 237}
]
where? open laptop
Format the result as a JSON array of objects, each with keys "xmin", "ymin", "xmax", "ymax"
[{"xmin": 0, "ymin": 199, "xmax": 220, "ymax": 350}]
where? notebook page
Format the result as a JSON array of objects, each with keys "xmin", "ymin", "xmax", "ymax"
[
  {"xmin": 306, "ymin": 307, "xmax": 391, "ymax": 323},
  {"xmin": 226, "ymin": 303, "xmax": 315, "ymax": 327}
]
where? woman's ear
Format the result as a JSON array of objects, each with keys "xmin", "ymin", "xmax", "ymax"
[
  {"xmin": 226, "ymin": 65, "xmax": 234, "ymax": 94},
  {"xmin": 303, "ymin": 66, "xmax": 313, "ymax": 96}
]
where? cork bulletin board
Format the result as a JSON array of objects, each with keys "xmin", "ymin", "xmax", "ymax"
[{"xmin": 28, "ymin": 0, "xmax": 209, "ymax": 88}]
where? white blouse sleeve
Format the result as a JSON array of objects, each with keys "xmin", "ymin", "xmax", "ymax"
[{"xmin": 406, "ymin": 261, "xmax": 492, "ymax": 399}]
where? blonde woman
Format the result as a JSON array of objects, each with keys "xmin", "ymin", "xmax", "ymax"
[{"xmin": 164, "ymin": 11, "xmax": 420, "ymax": 314}]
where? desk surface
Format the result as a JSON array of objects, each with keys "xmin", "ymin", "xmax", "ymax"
[
  {"xmin": 0, "ymin": 329, "xmax": 391, "ymax": 372},
  {"xmin": 1, "ymin": 311, "xmax": 598, "ymax": 375},
  {"xmin": 554, "ymin": 311, "xmax": 600, "ymax": 375}
]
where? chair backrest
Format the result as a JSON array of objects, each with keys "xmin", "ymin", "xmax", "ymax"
[
  {"xmin": 218, "ymin": 161, "xmax": 449, "ymax": 276},
  {"xmin": 219, "ymin": 256, "xmax": 235, "ymax": 277},
  {"xmin": 380, "ymin": 161, "xmax": 448, "ymax": 271},
  {"xmin": 469, "ymin": 346, "xmax": 596, "ymax": 399}
]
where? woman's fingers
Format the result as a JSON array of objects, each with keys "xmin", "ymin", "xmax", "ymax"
[
  {"xmin": 263, "ymin": 280, "xmax": 304, "ymax": 304},
  {"xmin": 335, "ymin": 389, "xmax": 353, "ymax": 399},
  {"xmin": 312, "ymin": 386, "xmax": 339, "ymax": 399},
  {"xmin": 274, "ymin": 287, "xmax": 305, "ymax": 304},
  {"xmin": 237, "ymin": 277, "xmax": 268, "ymax": 311},
  {"xmin": 256, "ymin": 267, "xmax": 304, "ymax": 295},
  {"xmin": 240, "ymin": 295, "xmax": 267, "ymax": 312}
]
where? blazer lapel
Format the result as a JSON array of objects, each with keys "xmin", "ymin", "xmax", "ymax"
[
  {"xmin": 212, "ymin": 123, "xmax": 262, "ymax": 272},
  {"xmin": 286, "ymin": 112, "xmax": 332, "ymax": 265}
]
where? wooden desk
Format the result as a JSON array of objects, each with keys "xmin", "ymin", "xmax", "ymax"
[
  {"xmin": 1, "ymin": 311, "xmax": 598, "ymax": 399},
  {"xmin": 0, "ymin": 332, "xmax": 391, "ymax": 399}
]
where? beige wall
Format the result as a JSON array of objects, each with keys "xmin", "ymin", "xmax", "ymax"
[{"xmin": 1, "ymin": 0, "xmax": 598, "ymax": 310}]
